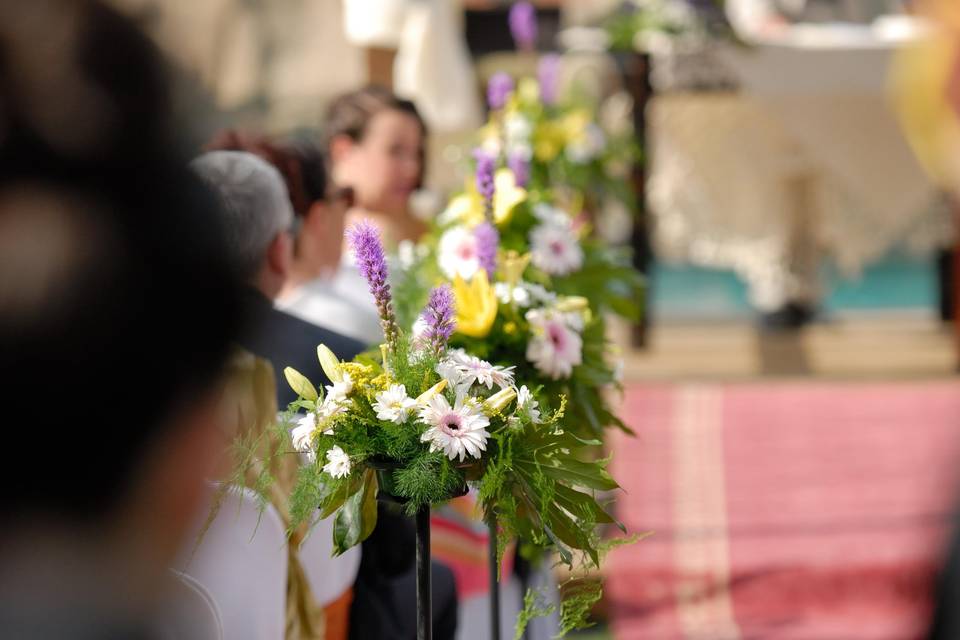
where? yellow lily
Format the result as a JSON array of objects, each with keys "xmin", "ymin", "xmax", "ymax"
[
  {"xmin": 453, "ymin": 271, "xmax": 498, "ymax": 338},
  {"xmin": 499, "ymin": 250, "xmax": 531, "ymax": 289},
  {"xmin": 450, "ymin": 170, "xmax": 528, "ymax": 226}
]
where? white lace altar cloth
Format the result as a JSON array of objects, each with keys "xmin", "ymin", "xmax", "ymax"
[{"xmin": 648, "ymin": 35, "xmax": 952, "ymax": 311}]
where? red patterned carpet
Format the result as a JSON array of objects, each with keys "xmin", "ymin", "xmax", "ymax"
[{"xmin": 606, "ymin": 381, "xmax": 960, "ymax": 640}]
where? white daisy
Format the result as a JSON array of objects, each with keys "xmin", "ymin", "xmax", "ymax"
[
  {"xmin": 529, "ymin": 223, "xmax": 583, "ymax": 276},
  {"xmin": 504, "ymin": 112, "xmax": 533, "ymax": 148},
  {"xmin": 291, "ymin": 413, "xmax": 317, "ymax": 461},
  {"xmin": 435, "ymin": 358, "xmax": 466, "ymax": 390},
  {"xmin": 418, "ymin": 394, "xmax": 491, "ymax": 462},
  {"xmin": 495, "ymin": 282, "xmax": 532, "ymax": 307},
  {"xmin": 565, "ymin": 123, "xmax": 606, "ymax": 164},
  {"xmin": 322, "ymin": 446, "xmax": 352, "ymax": 478},
  {"xmin": 439, "ymin": 350, "xmax": 515, "ymax": 390},
  {"xmin": 316, "ymin": 394, "xmax": 350, "ymax": 434},
  {"xmin": 523, "ymin": 281, "xmax": 557, "ymax": 305},
  {"xmin": 325, "ymin": 371, "xmax": 354, "ymax": 403},
  {"xmin": 532, "ymin": 203, "xmax": 570, "ymax": 226},
  {"xmin": 525, "ymin": 309, "xmax": 583, "ymax": 379},
  {"xmin": 438, "ymin": 226, "xmax": 480, "ymax": 280},
  {"xmin": 516, "ymin": 385, "xmax": 542, "ymax": 423},
  {"xmin": 373, "ymin": 384, "xmax": 418, "ymax": 424}
]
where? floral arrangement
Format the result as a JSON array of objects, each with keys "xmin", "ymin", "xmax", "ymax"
[
  {"xmin": 603, "ymin": 0, "xmax": 715, "ymax": 53},
  {"xmin": 477, "ymin": 58, "xmax": 640, "ymax": 223},
  {"xmin": 278, "ymin": 221, "xmax": 626, "ymax": 633},
  {"xmin": 393, "ymin": 71, "xmax": 645, "ymax": 440}
]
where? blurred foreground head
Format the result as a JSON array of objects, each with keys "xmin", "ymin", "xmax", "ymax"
[{"xmin": 0, "ymin": 0, "xmax": 242, "ymax": 619}]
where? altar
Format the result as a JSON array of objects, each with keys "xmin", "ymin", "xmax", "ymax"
[{"xmin": 646, "ymin": 14, "xmax": 951, "ymax": 313}]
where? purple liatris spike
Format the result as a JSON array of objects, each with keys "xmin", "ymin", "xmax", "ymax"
[
  {"xmin": 509, "ymin": 2, "xmax": 537, "ymax": 51},
  {"xmin": 473, "ymin": 148, "xmax": 496, "ymax": 219},
  {"xmin": 507, "ymin": 151, "xmax": 530, "ymax": 188},
  {"xmin": 420, "ymin": 284, "xmax": 456, "ymax": 352},
  {"xmin": 474, "ymin": 222, "xmax": 500, "ymax": 279},
  {"xmin": 538, "ymin": 53, "xmax": 561, "ymax": 106},
  {"xmin": 345, "ymin": 221, "xmax": 398, "ymax": 346},
  {"xmin": 487, "ymin": 72, "xmax": 514, "ymax": 110}
]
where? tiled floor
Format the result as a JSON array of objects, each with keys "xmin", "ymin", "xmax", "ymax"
[{"xmin": 614, "ymin": 314, "xmax": 956, "ymax": 381}]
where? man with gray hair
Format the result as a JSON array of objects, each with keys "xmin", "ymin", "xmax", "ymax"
[{"xmin": 192, "ymin": 150, "xmax": 364, "ymax": 405}]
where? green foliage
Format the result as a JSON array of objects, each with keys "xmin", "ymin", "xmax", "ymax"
[
  {"xmin": 393, "ymin": 452, "xmax": 467, "ymax": 516},
  {"xmin": 514, "ymin": 588, "xmax": 558, "ymax": 640},
  {"xmin": 559, "ymin": 578, "xmax": 604, "ymax": 635},
  {"xmin": 332, "ymin": 469, "xmax": 379, "ymax": 554}
]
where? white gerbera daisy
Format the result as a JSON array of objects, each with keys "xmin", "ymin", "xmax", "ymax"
[
  {"xmin": 418, "ymin": 394, "xmax": 491, "ymax": 461},
  {"xmin": 322, "ymin": 446, "xmax": 351, "ymax": 478},
  {"xmin": 438, "ymin": 226, "xmax": 480, "ymax": 280},
  {"xmin": 529, "ymin": 223, "xmax": 583, "ymax": 276},
  {"xmin": 438, "ymin": 350, "xmax": 515, "ymax": 390},
  {"xmin": 373, "ymin": 384, "xmax": 418, "ymax": 424},
  {"xmin": 291, "ymin": 413, "xmax": 317, "ymax": 461},
  {"xmin": 525, "ymin": 309, "xmax": 583, "ymax": 379}
]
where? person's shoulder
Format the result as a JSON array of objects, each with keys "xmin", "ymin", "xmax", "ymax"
[{"xmin": 273, "ymin": 306, "xmax": 367, "ymax": 359}]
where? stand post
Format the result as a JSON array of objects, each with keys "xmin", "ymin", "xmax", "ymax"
[
  {"xmin": 416, "ymin": 505, "xmax": 432, "ymax": 640},
  {"xmin": 489, "ymin": 517, "xmax": 501, "ymax": 640}
]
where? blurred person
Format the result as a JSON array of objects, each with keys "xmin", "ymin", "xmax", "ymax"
[
  {"xmin": 190, "ymin": 146, "xmax": 361, "ymax": 640},
  {"xmin": 0, "ymin": 0, "xmax": 244, "ymax": 636},
  {"xmin": 196, "ymin": 141, "xmax": 460, "ymax": 640},
  {"xmin": 203, "ymin": 129, "xmax": 381, "ymax": 344},
  {"xmin": 275, "ymin": 86, "xmax": 430, "ymax": 345},
  {"xmin": 190, "ymin": 150, "xmax": 366, "ymax": 408},
  {"xmin": 204, "ymin": 129, "xmax": 350, "ymax": 286}
]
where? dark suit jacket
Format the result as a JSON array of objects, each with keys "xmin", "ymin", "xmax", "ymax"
[{"xmin": 237, "ymin": 287, "xmax": 367, "ymax": 408}]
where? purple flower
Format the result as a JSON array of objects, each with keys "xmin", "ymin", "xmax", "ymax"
[
  {"xmin": 474, "ymin": 222, "xmax": 500, "ymax": 279},
  {"xmin": 473, "ymin": 148, "xmax": 496, "ymax": 219},
  {"xmin": 420, "ymin": 284, "xmax": 456, "ymax": 353},
  {"xmin": 346, "ymin": 221, "xmax": 398, "ymax": 346},
  {"xmin": 509, "ymin": 2, "xmax": 537, "ymax": 51},
  {"xmin": 487, "ymin": 72, "xmax": 514, "ymax": 110},
  {"xmin": 538, "ymin": 53, "xmax": 561, "ymax": 106},
  {"xmin": 507, "ymin": 151, "xmax": 530, "ymax": 188}
]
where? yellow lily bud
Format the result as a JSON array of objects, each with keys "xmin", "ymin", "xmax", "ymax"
[
  {"xmin": 284, "ymin": 367, "xmax": 318, "ymax": 401},
  {"xmin": 500, "ymin": 250, "xmax": 531, "ymax": 288},
  {"xmin": 555, "ymin": 296, "xmax": 589, "ymax": 313},
  {"xmin": 453, "ymin": 271, "xmax": 499, "ymax": 338},
  {"xmin": 483, "ymin": 387, "xmax": 517, "ymax": 415},
  {"xmin": 316, "ymin": 344, "xmax": 343, "ymax": 383},
  {"xmin": 493, "ymin": 169, "xmax": 527, "ymax": 224},
  {"xmin": 416, "ymin": 379, "xmax": 448, "ymax": 405}
]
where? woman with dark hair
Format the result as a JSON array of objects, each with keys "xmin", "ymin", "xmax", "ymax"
[{"xmin": 276, "ymin": 86, "xmax": 430, "ymax": 345}]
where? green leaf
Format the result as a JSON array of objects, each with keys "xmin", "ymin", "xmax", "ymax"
[
  {"xmin": 553, "ymin": 484, "xmax": 622, "ymax": 531},
  {"xmin": 332, "ymin": 469, "xmax": 379, "ymax": 555},
  {"xmin": 538, "ymin": 459, "xmax": 619, "ymax": 492},
  {"xmin": 283, "ymin": 367, "xmax": 318, "ymax": 401},
  {"xmin": 319, "ymin": 473, "xmax": 364, "ymax": 519}
]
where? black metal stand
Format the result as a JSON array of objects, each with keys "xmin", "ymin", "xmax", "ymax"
[
  {"xmin": 488, "ymin": 517, "xmax": 501, "ymax": 640},
  {"xmin": 416, "ymin": 504, "xmax": 432, "ymax": 640}
]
